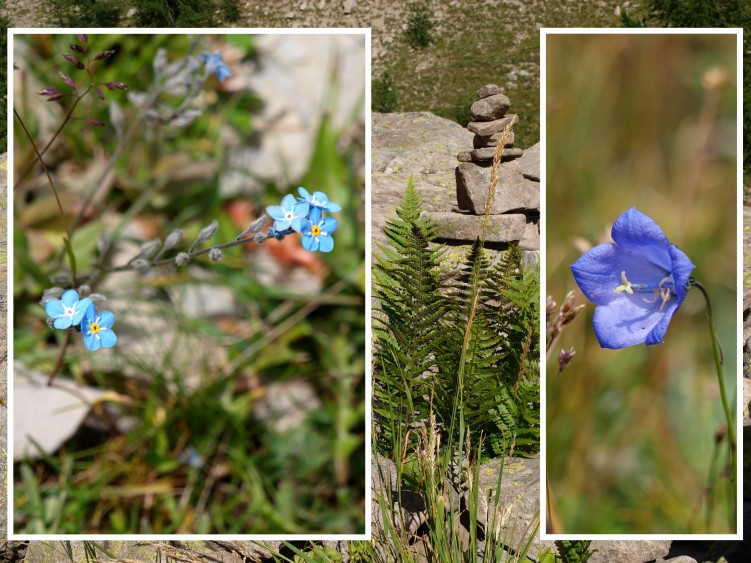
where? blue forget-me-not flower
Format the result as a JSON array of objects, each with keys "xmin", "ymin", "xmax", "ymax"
[
  {"xmin": 570, "ymin": 207, "xmax": 695, "ymax": 349},
  {"xmin": 81, "ymin": 304, "xmax": 118, "ymax": 351},
  {"xmin": 44, "ymin": 289, "xmax": 92, "ymax": 329},
  {"xmin": 301, "ymin": 207, "xmax": 338, "ymax": 253},
  {"xmin": 266, "ymin": 194, "xmax": 310, "ymax": 233},
  {"xmin": 297, "ymin": 187, "xmax": 342, "ymax": 213},
  {"xmin": 200, "ymin": 50, "xmax": 232, "ymax": 83}
]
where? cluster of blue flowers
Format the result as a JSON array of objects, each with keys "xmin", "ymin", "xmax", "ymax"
[
  {"xmin": 266, "ymin": 187, "xmax": 341, "ymax": 252},
  {"xmin": 44, "ymin": 290, "xmax": 117, "ymax": 351}
]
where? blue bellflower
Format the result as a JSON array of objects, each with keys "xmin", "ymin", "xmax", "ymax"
[
  {"xmin": 44, "ymin": 289, "xmax": 92, "ymax": 329},
  {"xmin": 81, "ymin": 304, "xmax": 118, "ymax": 351},
  {"xmin": 570, "ymin": 208, "xmax": 695, "ymax": 349},
  {"xmin": 200, "ymin": 50, "xmax": 232, "ymax": 83},
  {"xmin": 301, "ymin": 207, "xmax": 338, "ymax": 252},
  {"xmin": 266, "ymin": 194, "xmax": 310, "ymax": 233},
  {"xmin": 298, "ymin": 187, "xmax": 342, "ymax": 212}
]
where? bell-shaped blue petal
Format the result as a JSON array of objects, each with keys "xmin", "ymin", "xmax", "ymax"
[{"xmin": 571, "ymin": 208, "xmax": 695, "ymax": 349}]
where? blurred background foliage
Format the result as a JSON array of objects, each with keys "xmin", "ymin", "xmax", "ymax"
[
  {"xmin": 546, "ymin": 34, "xmax": 737, "ymax": 533},
  {"xmin": 12, "ymin": 33, "xmax": 365, "ymax": 534}
]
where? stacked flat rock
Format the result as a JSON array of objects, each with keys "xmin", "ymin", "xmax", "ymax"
[{"xmin": 433, "ymin": 84, "xmax": 540, "ymax": 252}]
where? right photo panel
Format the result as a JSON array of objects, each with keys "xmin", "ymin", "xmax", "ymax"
[{"xmin": 544, "ymin": 30, "xmax": 740, "ymax": 536}]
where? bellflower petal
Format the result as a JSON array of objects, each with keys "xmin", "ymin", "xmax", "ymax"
[{"xmin": 571, "ymin": 208, "xmax": 695, "ymax": 349}]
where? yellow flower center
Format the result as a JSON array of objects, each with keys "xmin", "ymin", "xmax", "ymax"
[
  {"xmin": 311, "ymin": 225, "xmax": 322, "ymax": 236},
  {"xmin": 90, "ymin": 322, "xmax": 100, "ymax": 335}
]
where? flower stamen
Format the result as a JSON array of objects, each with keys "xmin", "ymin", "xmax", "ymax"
[{"xmin": 614, "ymin": 271, "xmax": 634, "ymax": 294}]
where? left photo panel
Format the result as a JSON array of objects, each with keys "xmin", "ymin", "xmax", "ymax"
[{"xmin": 9, "ymin": 30, "xmax": 368, "ymax": 537}]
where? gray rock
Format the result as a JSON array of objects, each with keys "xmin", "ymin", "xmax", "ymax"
[
  {"xmin": 519, "ymin": 143, "xmax": 540, "ymax": 182},
  {"xmin": 473, "ymin": 456, "xmax": 543, "ymax": 557},
  {"xmin": 371, "ymin": 454, "xmax": 427, "ymax": 537},
  {"xmin": 471, "ymin": 147, "xmax": 523, "ymax": 162},
  {"xmin": 456, "ymin": 160, "xmax": 540, "ymax": 215},
  {"xmin": 468, "ymin": 114, "xmax": 519, "ymax": 137},
  {"xmin": 373, "ymin": 112, "xmax": 473, "ymax": 176},
  {"xmin": 478, "ymin": 131, "xmax": 515, "ymax": 148},
  {"xmin": 372, "ymin": 112, "xmax": 474, "ymax": 249},
  {"xmin": 588, "ymin": 540, "xmax": 671, "ymax": 563},
  {"xmin": 428, "ymin": 212, "xmax": 527, "ymax": 243},
  {"xmin": 661, "ymin": 557, "xmax": 698, "ymax": 563},
  {"xmin": 457, "ymin": 150, "xmax": 473, "ymax": 162},
  {"xmin": 476, "ymin": 84, "xmax": 504, "ymax": 99},
  {"xmin": 520, "ymin": 220, "xmax": 540, "ymax": 251},
  {"xmin": 470, "ymin": 93, "xmax": 511, "ymax": 121}
]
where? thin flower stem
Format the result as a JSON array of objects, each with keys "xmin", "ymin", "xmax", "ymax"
[
  {"xmin": 47, "ymin": 330, "xmax": 72, "ymax": 387},
  {"xmin": 14, "ymin": 86, "xmax": 92, "ymax": 190},
  {"xmin": 14, "ymin": 108, "xmax": 78, "ymax": 287},
  {"xmin": 101, "ymin": 232, "xmax": 267, "ymax": 274},
  {"xmin": 689, "ymin": 279, "xmax": 736, "ymax": 485}
]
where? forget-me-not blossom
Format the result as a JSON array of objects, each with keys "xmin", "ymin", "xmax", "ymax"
[
  {"xmin": 266, "ymin": 194, "xmax": 310, "ymax": 233},
  {"xmin": 81, "ymin": 304, "xmax": 118, "ymax": 351},
  {"xmin": 44, "ymin": 289, "xmax": 92, "ymax": 329},
  {"xmin": 301, "ymin": 207, "xmax": 338, "ymax": 253},
  {"xmin": 570, "ymin": 207, "xmax": 695, "ymax": 349},
  {"xmin": 297, "ymin": 187, "xmax": 342, "ymax": 213},
  {"xmin": 200, "ymin": 50, "xmax": 232, "ymax": 83}
]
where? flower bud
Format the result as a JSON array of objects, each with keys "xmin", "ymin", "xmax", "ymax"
[
  {"xmin": 236, "ymin": 216, "xmax": 267, "ymax": 239},
  {"xmin": 175, "ymin": 252, "xmax": 191, "ymax": 267},
  {"xmin": 62, "ymin": 54, "xmax": 85, "ymax": 69},
  {"xmin": 94, "ymin": 50, "xmax": 116, "ymax": 61},
  {"xmin": 163, "ymin": 229, "xmax": 183, "ymax": 251},
  {"xmin": 208, "ymin": 248, "xmax": 223, "ymax": 262},
  {"xmin": 558, "ymin": 347, "xmax": 576, "ymax": 373},
  {"xmin": 59, "ymin": 72, "xmax": 77, "ymax": 90}
]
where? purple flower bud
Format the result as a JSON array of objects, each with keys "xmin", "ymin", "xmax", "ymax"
[
  {"xmin": 103, "ymin": 81, "xmax": 128, "ymax": 91},
  {"xmin": 59, "ymin": 72, "xmax": 77, "ymax": 90},
  {"xmin": 94, "ymin": 50, "xmax": 116, "ymax": 61},
  {"xmin": 38, "ymin": 87, "xmax": 58, "ymax": 96},
  {"xmin": 46, "ymin": 94, "xmax": 66, "ymax": 102},
  {"xmin": 558, "ymin": 347, "xmax": 576, "ymax": 373},
  {"xmin": 96, "ymin": 86, "xmax": 104, "ymax": 100},
  {"xmin": 87, "ymin": 120, "xmax": 106, "ymax": 127},
  {"xmin": 62, "ymin": 53, "xmax": 85, "ymax": 69},
  {"xmin": 68, "ymin": 43, "xmax": 86, "ymax": 54},
  {"xmin": 77, "ymin": 34, "xmax": 88, "ymax": 44}
]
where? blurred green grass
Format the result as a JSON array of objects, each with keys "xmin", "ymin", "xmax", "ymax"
[
  {"xmin": 546, "ymin": 34, "xmax": 737, "ymax": 534},
  {"xmin": 12, "ymin": 34, "xmax": 365, "ymax": 534}
]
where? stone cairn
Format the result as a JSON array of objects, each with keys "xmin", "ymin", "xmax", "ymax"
[{"xmin": 430, "ymin": 84, "xmax": 540, "ymax": 260}]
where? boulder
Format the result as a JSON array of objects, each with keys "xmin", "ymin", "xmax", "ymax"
[{"xmin": 456, "ymin": 161, "xmax": 540, "ymax": 215}]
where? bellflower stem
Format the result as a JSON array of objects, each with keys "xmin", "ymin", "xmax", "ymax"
[{"xmin": 688, "ymin": 279, "xmax": 736, "ymax": 483}]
